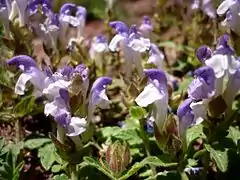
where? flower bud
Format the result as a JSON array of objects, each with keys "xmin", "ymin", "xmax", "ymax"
[
  {"xmin": 154, "ymin": 115, "xmax": 182, "ymax": 155},
  {"xmin": 105, "ymin": 140, "xmax": 131, "ymax": 174}
]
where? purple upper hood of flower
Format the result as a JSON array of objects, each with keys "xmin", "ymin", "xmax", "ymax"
[
  {"xmin": 142, "ymin": 16, "xmax": 152, "ymax": 26},
  {"xmin": 96, "ymin": 34, "xmax": 108, "ymax": 43},
  {"xmin": 55, "ymin": 112, "xmax": 70, "ymax": 128},
  {"xmin": 91, "ymin": 77, "xmax": 112, "ymax": 93},
  {"xmin": 74, "ymin": 64, "xmax": 89, "ymax": 81},
  {"xmin": 0, "ymin": 0, "xmax": 10, "ymax": 9},
  {"xmin": 139, "ymin": 16, "xmax": 153, "ymax": 32},
  {"xmin": 59, "ymin": 88, "xmax": 70, "ymax": 106},
  {"xmin": 188, "ymin": 66, "xmax": 215, "ymax": 100},
  {"xmin": 59, "ymin": 3, "xmax": 86, "ymax": 18},
  {"xmin": 214, "ymin": 34, "xmax": 235, "ymax": 55},
  {"xmin": 7, "ymin": 55, "xmax": 38, "ymax": 71},
  {"xmin": 47, "ymin": 12, "xmax": 60, "ymax": 26},
  {"xmin": 44, "ymin": 66, "xmax": 53, "ymax": 77},
  {"xmin": 144, "ymin": 69, "xmax": 167, "ymax": 89},
  {"xmin": 196, "ymin": 45, "xmax": 212, "ymax": 63},
  {"xmin": 27, "ymin": 0, "xmax": 52, "ymax": 16},
  {"xmin": 177, "ymin": 98, "xmax": 193, "ymax": 121},
  {"xmin": 109, "ymin": 21, "xmax": 129, "ymax": 34},
  {"xmin": 59, "ymin": 65, "xmax": 73, "ymax": 78}
]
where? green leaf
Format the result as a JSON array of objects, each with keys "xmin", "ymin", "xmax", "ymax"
[
  {"xmin": 186, "ymin": 124, "xmax": 206, "ymax": 146},
  {"xmin": 54, "ymin": 151, "xmax": 65, "ymax": 164},
  {"xmin": 124, "ymin": 117, "xmax": 140, "ymax": 130},
  {"xmin": 14, "ymin": 95, "xmax": 35, "ymax": 117},
  {"xmin": 80, "ymin": 157, "xmax": 115, "ymax": 180},
  {"xmin": 38, "ymin": 143, "xmax": 56, "ymax": 170},
  {"xmin": 119, "ymin": 156, "xmax": 177, "ymax": 180},
  {"xmin": 112, "ymin": 129, "xmax": 143, "ymax": 146},
  {"xmin": 187, "ymin": 159, "xmax": 198, "ymax": 167},
  {"xmin": 99, "ymin": 126, "xmax": 122, "ymax": 140},
  {"xmin": 13, "ymin": 161, "xmax": 24, "ymax": 180},
  {"xmin": 0, "ymin": 66, "xmax": 13, "ymax": 88},
  {"xmin": 227, "ymin": 126, "xmax": 240, "ymax": 145},
  {"xmin": 52, "ymin": 174, "xmax": 68, "ymax": 180},
  {"xmin": 130, "ymin": 106, "xmax": 146, "ymax": 119},
  {"xmin": 51, "ymin": 164, "xmax": 62, "ymax": 173},
  {"xmin": 0, "ymin": 137, "xmax": 5, "ymax": 152},
  {"xmin": 8, "ymin": 142, "xmax": 24, "ymax": 158},
  {"xmin": 0, "ymin": 150, "xmax": 24, "ymax": 180},
  {"xmin": 205, "ymin": 144, "xmax": 228, "ymax": 172},
  {"xmin": 24, "ymin": 138, "xmax": 51, "ymax": 149}
]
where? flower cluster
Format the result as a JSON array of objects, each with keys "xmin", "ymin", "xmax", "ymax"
[
  {"xmin": 7, "ymin": 55, "xmax": 112, "ymax": 143},
  {"xmin": 177, "ymin": 34, "xmax": 240, "ymax": 137}
]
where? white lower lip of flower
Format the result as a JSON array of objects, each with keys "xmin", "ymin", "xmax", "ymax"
[
  {"xmin": 205, "ymin": 54, "xmax": 228, "ymax": 78},
  {"xmin": 128, "ymin": 38, "xmax": 151, "ymax": 53},
  {"xmin": 109, "ymin": 34, "xmax": 125, "ymax": 52},
  {"xmin": 217, "ymin": 0, "xmax": 236, "ymax": 16},
  {"xmin": 14, "ymin": 73, "xmax": 32, "ymax": 95},
  {"xmin": 147, "ymin": 55, "xmax": 164, "ymax": 70},
  {"xmin": 66, "ymin": 117, "xmax": 87, "ymax": 136},
  {"xmin": 60, "ymin": 15, "xmax": 81, "ymax": 27},
  {"xmin": 135, "ymin": 83, "xmax": 163, "ymax": 107},
  {"xmin": 43, "ymin": 79, "xmax": 71, "ymax": 97}
]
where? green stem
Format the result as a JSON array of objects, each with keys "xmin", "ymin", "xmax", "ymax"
[
  {"xmin": 15, "ymin": 119, "xmax": 22, "ymax": 143},
  {"xmin": 201, "ymin": 152, "xmax": 210, "ymax": 180},
  {"xmin": 139, "ymin": 120, "xmax": 156, "ymax": 175},
  {"xmin": 57, "ymin": 125, "xmax": 65, "ymax": 144},
  {"xmin": 69, "ymin": 164, "xmax": 78, "ymax": 180}
]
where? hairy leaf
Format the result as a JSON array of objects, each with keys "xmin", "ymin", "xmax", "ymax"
[
  {"xmin": 38, "ymin": 143, "xmax": 56, "ymax": 171},
  {"xmin": 52, "ymin": 174, "xmax": 68, "ymax": 180},
  {"xmin": 80, "ymin": 157, "xmax": 116, "ymax": 180},
  {"xmin": 119, "ymin": 156, "xmax": 177, "ymax": 180},
  {"xmin": 186, "ymin": 124, "xmax": 206, "ymax": 147},
  {"xmin": 24, "ymin": 138, "xmax": 51, "ymax": 149},
  {"xmin": 14, "ymin": 95, "xmax": 35, "ymax": 117},
  {"xmin": 227, "ymin": 126, "xmax": 240, "ymax": 145},
  {"xmin": 130, "ymin": 106, "xmax": 147, "ymax": 120},
  {"xmin": 205, "ymin": 144, "xmax": 228, "ymax": 172}
]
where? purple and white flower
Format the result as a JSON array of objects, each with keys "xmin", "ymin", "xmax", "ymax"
[
  {"xmin": 7, "ymin": 55, "xmax": 48, "ymax": 97},
  {"xmin": 39, "ymin": 12, "xmax": 60, "ymax": 50},
  {"xmin": 217, "ymin": 0, "xmax": 240, "ymax": 36},
  {"xmin": 59, "ymin": 3, "xmax": 86, "ymax": 39},
  {"xmin": 109, "ymin": 21, "xmax": 151, "ymax": 79},
  {"xmin": 223, "ymin": 67, "xmax": 240, "ymax": 114},
  {"xmin": 7, "ymin": 55, "xmax": 85, "ymax": 100},
  {"xmin": 191, "ymin": 0, "xmax": 216, "ymax": 18},
  {"xmin": 197, "ymin": 35, "xmax": 240, "ymax": 97},
  {"xmin": 147, "ymin": 43, "xmax": 165, "ymax": 70},
  {"xmin": 135, "ymin": 69, "xmax": 168, "ymax": 132},
  {"xmin": 139, "ymin": 16, "xmax": 153, "ymax": 38},
  {"xmin": 88, "ymin": 77, "xmax": 112, "ymax": 121},
  {"xmin": 177, "ymin": 98, "xmax": 206, "ymax": 136},
  {"xmin": 188, "ymin": 66, "xmax": 215, "ymax": 100},
  {"xmin": 89, "ymin": 34, "xmax": 108, "ymax": 70},
  {"xmin": 44, "ymin": 88, "xmax": 87, "ymax": 137}
]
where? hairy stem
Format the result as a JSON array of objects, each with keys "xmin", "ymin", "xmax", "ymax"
[
  {"xmin": 69, "ymin": 164, "xmax": 78, "ymax": 180},
  {"xmin": 139, "ymin": 119, "xmax": 156, "ymax": 175},
  {"xmin": 15, "ymin": 119, "xmax": 22, "ymax": 143}
]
